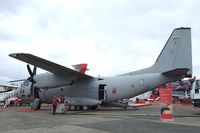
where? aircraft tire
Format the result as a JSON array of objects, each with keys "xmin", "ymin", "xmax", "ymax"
[
  {"xmin": 82, "ymin": 106, "xmax": 88, "ymax": 111},
  {"xmin": 76, "ymin": 106, "xmax": 81, "ymax": 110},
  {"xmin": 15, "ymin": 102, "xmax": 20, "ymax": 106},
  {"xmin": 69, "ymin": 105, "xmax": 75, "ymax": 111},
  {"xmin": 91, "ymin": 105, "xmax": 98, "ymax": 110}
]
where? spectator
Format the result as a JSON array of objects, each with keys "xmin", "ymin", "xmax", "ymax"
[
  {"xmin": 60, "ymin": 95, "xmax": 65, "ymax": 104},
  {"xmin": 52, "ymin": 96, "xmax": 58, "ymax": 115}
]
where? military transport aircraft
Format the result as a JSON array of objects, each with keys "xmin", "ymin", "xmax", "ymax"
[{"xmin": 9, "ymin": 27, "xmax": 192, "ymax": 110}]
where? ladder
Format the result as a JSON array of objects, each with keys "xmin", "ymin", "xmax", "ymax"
[{"xmin": 31, "ymin": 98, "xmax": 41, "ymax": 110}]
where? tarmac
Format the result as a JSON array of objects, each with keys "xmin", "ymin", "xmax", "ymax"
[{"xmin": 0, "ymin": 103, "xmax": 200, "ymax": 133}]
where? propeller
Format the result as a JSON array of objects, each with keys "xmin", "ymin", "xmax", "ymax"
[
  {"xmin": 26, "ymin": 64, "xmax": 37, "ymax": 97},
  {"xmin": 27, "ymin": 64, "xmax": 36, "ymax": 82}
]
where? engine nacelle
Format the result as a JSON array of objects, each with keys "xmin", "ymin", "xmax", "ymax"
[{"xmin": 34, "ymin": 73, "xmax": 76, "ymax": 89}]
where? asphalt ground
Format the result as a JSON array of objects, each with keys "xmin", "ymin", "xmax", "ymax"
[{"xmin": 0, "ymin": 103, "xmax": 200, "ymax": 133}]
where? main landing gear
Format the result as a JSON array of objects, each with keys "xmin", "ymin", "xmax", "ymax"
[{"xmin": 69, "ymin": 105, "xmax": 98, "ymax": 111}]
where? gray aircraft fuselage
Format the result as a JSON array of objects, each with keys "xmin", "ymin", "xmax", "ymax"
[{"xmin": 17, "ymin": 72, "xmax": 180, "ymax": 105}]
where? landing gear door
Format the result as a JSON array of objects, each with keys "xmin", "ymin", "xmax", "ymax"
[{"xmin": 98, "ymin": 84, "xmax": 107, "ymax": 101}]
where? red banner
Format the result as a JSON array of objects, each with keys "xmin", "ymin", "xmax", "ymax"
[{"xmin": 159, "ymin": 87, "xmax": 173, "ymax": 121}]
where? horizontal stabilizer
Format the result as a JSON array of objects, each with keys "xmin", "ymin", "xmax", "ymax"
[{"xmin": 162, "ymin": 68, "xmax": 190, "ymax": 77}]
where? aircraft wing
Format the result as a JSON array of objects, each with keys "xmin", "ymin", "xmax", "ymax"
[{"xmin": 9, "ymin": 53, "xmax": 93, "ymax": 79}]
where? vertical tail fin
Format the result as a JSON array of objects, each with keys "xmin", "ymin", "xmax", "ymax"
[
  {"xmin": 152, "ymin": 27, "xmax": 192, "ymax": 76},
  {"xmin": 123, "ymin": 27, "xmax": 192, "ymax": 77}
]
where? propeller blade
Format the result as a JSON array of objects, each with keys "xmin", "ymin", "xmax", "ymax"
[
  {"xmin": 27, "ymin": 64, "xmax": 33, "ymax": 77},
  {"xmin": 30, "ymin": 82, "xmax": 34, "ymax": 97},
  {"xmin": 27, "ymin": 65, "xmax": 37, "ymax": 82},
  {"xmin": 33, "ymin": 66, "xmax": 37, "ymax": 76},
  {"xmin": 26, "ymin": 64, "xmax": 37, "ymax": 97}
]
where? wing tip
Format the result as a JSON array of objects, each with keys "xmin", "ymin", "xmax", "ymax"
[
  {"xmin": 9, "ymin": 53, "xmax": 18, "ymax": 58},
  {"xmin": 9, "ymin": 53, "xmax": 29, "ymax": 58}
]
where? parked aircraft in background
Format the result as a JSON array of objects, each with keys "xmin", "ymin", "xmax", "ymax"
[
  {"xmin": 9, "ymin": 27, "xmax": 192, "ymax": 110},
  {"xmin": 127, "ymin": 100, "xmax": 152, "ymax": 107},
  {"xmin": 0, "ymin": 89, "xmax": 17, "ymax": 103},
  {"xmin": 130, "ymin": 91, "xmax": 152, "ymax": 101},
  {"xmin": 0, "ymin": 83, "xmax": 18, "ymax": 92}
]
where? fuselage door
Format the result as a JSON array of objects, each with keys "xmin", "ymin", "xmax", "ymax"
[{"xmin": 98, "ymin": 84, "xmax": 107, "ymax": 101}]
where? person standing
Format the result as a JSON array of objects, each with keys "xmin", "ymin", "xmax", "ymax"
[
  {"xmin": 52, "ymin": 96, "xmax": 58, "ymax": 115},
  {"xmin": 60, "ymin": 95, "xmax": 66, "ymax": 113},
  {"xmin": 60, "ymin": 95, "xmax": 65, "ymax": 104},
  {"xmin": 4, "ymin": 97, "xmax": 11, "ymax": 108}
]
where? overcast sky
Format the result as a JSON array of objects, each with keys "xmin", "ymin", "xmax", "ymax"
[{"xmin": 0, "ymin": 0, "xmax": 200, "ymax": 83}]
